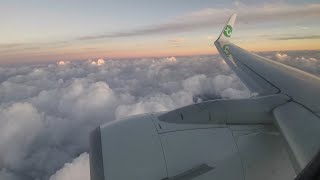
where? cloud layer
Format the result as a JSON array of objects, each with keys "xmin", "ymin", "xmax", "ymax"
[
  {"xmin": 0, "ymin": 55, "xmax": 250, "ymax": 180},
  {"xmin": 0, "ymin": 51, "xmax": 319, "ymax": 180},
  {"xmin": 260, "ymin": 50, "xmax": 320, "ymax": 77}
]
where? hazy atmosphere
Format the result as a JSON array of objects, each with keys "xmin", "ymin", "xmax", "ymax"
[
  {"xmin": 1, "ymin": 0, "xmax": 320, "ymax": 64},
  {"xmin": 1, "ymin": 0, "xmax": 320, "ymax": 180}
]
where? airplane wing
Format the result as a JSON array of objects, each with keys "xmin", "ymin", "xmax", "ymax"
[
  {"xmin": 215, "ymin": 14, "xmax": 320, "ymax": 114},
  {"xmin": 215, "ymin": 13, "xmax": 320, "ymax": 175},
  {"xmin": 89, "ymin": 14, "xmax": 320, "ymax": 180}
]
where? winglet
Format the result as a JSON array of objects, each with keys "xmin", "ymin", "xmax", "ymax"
[{"xmin": 216, "ymin": 14, "xmax": 237, "ymax": 42}]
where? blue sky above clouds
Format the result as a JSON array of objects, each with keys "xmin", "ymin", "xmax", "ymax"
[{"xmin": 1, "ymin": 0, "xmax": 320, "ymax": 64}]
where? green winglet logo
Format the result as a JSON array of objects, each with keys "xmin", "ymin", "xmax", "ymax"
[
  {"xmin": 223, "ymin": 45, "xmax": 231, "ymax": 57},
  {"xmin": 223, "ymin": 25, "xmax": 233, "ymax": 37}
]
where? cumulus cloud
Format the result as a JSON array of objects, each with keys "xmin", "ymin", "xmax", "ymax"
[
  {"xmin": 57, "ymin": 61, "xmax": 65, "ymax": 65},
  {"xmin": 57, "ymin": 60, "xmax": 70, "ymax": 66},
  {"xmin": 266, "ymin": 51, "xmax": 320, "ymax": 76},
  {"xmin": 89, "ymin": 59, "xmax": 105, "ymax": 66},
  {"xmin": 97, "ymin": 59, "xmax": 105, "ymax": 66},
  {"xmin": 0, "ymin": 55, "xmax": 252, "ymax": 179},
  {"xmin": 275, "ymin": 52, "xmax": 290, "ymax": 61},
  {"xmin": 165, "ymin": 57, "xmax": 177, "ymax": 62},
  {"xmin": 0, "ymin": 103, "xmax": 44, "ymax": 169},
  {"xmin": 2, "ymin": 51, "xmax": 319, "ymax": 180}
]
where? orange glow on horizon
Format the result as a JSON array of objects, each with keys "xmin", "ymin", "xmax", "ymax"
[{"xmin": 1, "ymin": 38, "xmax": 319, "ymax": 65}]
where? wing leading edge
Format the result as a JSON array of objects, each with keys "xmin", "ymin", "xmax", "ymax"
[{"xmin": 214, "ymin": 14, "xmax": 320, "ymax": 114}]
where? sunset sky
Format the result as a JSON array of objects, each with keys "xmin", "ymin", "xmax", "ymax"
[{"xmin": 1, "ymin": 0, "xmax": 320, "ymax": 64}]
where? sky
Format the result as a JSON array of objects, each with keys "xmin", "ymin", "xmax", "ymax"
[
  {"xmin": 1, "ymin": 1, "xmax": 320, "ymax": 179},
  {"xmin": 1, "ymin": 0, "xmax": 320, "ymax": 64}
]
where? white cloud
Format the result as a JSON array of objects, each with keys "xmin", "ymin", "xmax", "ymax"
[
  {"xmin": 57, "ymin": 61, "xmax": 65, "ymax": 65},
  {"xmin": 57, "ymin": 61, "xmax": 70, "ymax": 65},
  {"xmin": 49, "ymin": 153, "xmax": 89, "ymax": 180},
  {"xmin": 89, "ymin": 59, "xmax": 105, "ymax": 66},
  {"xmin": 266, "ymin": 51, "xmax": 320, "ymax": 76},
  {"xmin": 97, "ymin": 59, "xmax": 105, "ymax": 66},
  {"xmin": 166, "ymin": 56, "xmax": 177, "ymax": 62},
  {"xmin": 275, "ymin": 52, "xmax": 290, "ymax": 61},
  {"xmin": 0, "ymin": 103, "xmax": 44, "ymax": 169}
]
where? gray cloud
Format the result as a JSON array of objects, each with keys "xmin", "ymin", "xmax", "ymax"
[
  {"xmin": 269, "ymin": 35, "xmax": 320, "ymax": 40},
  {"xmin": 76, "ymin": 3, "xmax": 320, "ymax": 41},
  {"xmin": 0, "ymin": 55, "xmax": 251, "ymax": 180},
  {"xmin": 77, "ymin": 20, "xmax": 211, "ymax": 40},
  {"xmin": 0, "ymin": 50, "xmax": 319, "ymax": 180},
  {"xmin": 259, "ymin": 51, "xmax": 320, "ymax": 76},
  {"xmin": 0, "ymin": 41, "xmax": 69, "ymax": 54},
  {"xmin": 0, "ymin": 44, "xmax": 24, "ymax": 49}
]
